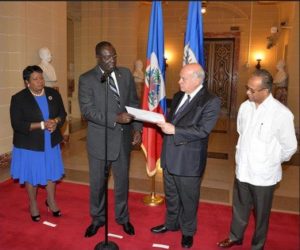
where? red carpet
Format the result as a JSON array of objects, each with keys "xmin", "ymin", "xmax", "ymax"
[{"xmin": 0, "ymin": 180, "xmax": 298, "ymax": 250}]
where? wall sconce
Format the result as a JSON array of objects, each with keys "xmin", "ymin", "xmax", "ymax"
[
  {"xmin": 164, "ymin": 49, "xmax": 173, "ymax": 69},
  {"xmin": 164, "ymin": 57, "xmax": 168, "ymax": 69},
  {"xmin": 253, "ymin": 52, "xmax": 264, "ymax": 69},
  {"xmin": 201, "ymin": 1, "xmax": 207, "ymax": 14},
  {"xmin": 255, "ymin": 59, "xmax": 262, "ymax": 69}
]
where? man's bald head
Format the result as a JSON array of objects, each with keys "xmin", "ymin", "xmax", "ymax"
[{"xmin": 178, "ymin": 63, "xmax": 205, "ymax": 94}]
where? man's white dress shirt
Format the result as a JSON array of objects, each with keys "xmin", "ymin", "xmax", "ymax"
[
  {"xmin": 235, "ymin": 94, "xmax": 297, "ymax": 186},
  {"xmin": 99, "ymin": 67, "xmax": 120, "ymax": 94},
  {"xmin": 175, "ymin": 84, "xmax": 203, "ymax": 113}
]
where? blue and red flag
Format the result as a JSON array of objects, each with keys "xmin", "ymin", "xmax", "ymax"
[
  {"xmin": 183, "ymin": 1, "xmax": 205, "ymax": 67},
  {"xmin": 141, "ymin": 1, "xmax": 167, "ymax": 177}
]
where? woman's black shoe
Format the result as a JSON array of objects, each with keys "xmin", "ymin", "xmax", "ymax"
[
  {"xmin": 31, "ymin": 214, "xmax": 41, "ymax": 222},
  {"xmin": 45, "ymin": 200, "xmax": 61, "ymax": 217}
]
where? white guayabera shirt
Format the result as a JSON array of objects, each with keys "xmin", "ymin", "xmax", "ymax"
[{"xmin": 235, "ymin": 94, "xmax": 297, "ymax": 186}]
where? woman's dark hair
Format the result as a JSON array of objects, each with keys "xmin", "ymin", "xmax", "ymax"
[{"xmin": 23, "ymin": 65, "xmax": 43, "ymax": 81}]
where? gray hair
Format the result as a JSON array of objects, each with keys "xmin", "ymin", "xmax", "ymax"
[
  {"xmin": 251, "ymin": 69, "xmax": 273, "ymax": 92},
  {"xmin": 192, "ymin": 65, "xmax": 205, "ymax": 82}
]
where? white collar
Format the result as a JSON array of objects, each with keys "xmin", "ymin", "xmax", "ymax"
[{"xmin": 186, "ymin": 84, "xmax": 203, "ymax": 101}]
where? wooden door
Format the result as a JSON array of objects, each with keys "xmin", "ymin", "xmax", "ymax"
[{"xmin": 204, "ymin": 38, "xmax": 235, "ymax": 116}]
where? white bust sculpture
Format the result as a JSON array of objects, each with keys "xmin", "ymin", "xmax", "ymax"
[
  {"xmin": 133, "ymin": 59, "xmax": 144, "ymax": 98},
  {"xmin": 133, "ymin": 60, "xmax": 145, "ymax": 82},
  {"xmin": 38, "ymin": 47, "xmax": 57, "ymax": 87},
  {"xmin": 273, "ymin": 59, "xmax": 288, "ymax": 105},
  {"xmin": 273, "ymin": 59, "xmax": 288, "ymax": 88}
]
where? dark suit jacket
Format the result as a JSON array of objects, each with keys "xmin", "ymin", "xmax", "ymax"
[
  {"xmin": 161, "ymin": 87, "xmax": 221, "ymax": 177},
  {"xmin": 10, "ymin": 87, "xmax": 67, "ymax": 151},
  {"xmin": 78, "ymin": 66, "xmax": 142, "ymax": 161}
]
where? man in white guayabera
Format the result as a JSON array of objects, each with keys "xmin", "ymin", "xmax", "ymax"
[{"xmin": 38, "ymin": 47, "xmax": 57, "ymax": 88}]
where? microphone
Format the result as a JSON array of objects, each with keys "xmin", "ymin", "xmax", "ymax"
[{"xmin": 101, "ymin": 71, "xmax": 112, "ymax": 82}]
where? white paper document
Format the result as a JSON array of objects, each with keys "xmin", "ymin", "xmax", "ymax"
[
  {"xmin": 108, "ymin": 233, "xmax": 123, "ymax": 239},
  {"xmin": 43, "ymin": 221, "xmax": 57, "ymax": 227},
  {"xmin": 152, "ymin": 243, "xmax": 170, "ymax": 249},
  {"xmin": 125, "ymin": 106, "xmax": 165, "ymax": 123}
]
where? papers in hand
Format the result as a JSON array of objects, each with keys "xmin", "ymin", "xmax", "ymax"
[{"xmin": 125, "ymin": 106, "xmax": 165, "ymax": 124}]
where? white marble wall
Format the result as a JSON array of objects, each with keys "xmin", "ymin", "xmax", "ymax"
[{"xmin": 0, "ymin": 1, "xmax": 67, "ymax": 155}]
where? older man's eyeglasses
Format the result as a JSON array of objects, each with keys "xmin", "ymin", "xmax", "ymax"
[{"xmin": 245, "ymin": 85, "xmax": 266, "ymax": 94}]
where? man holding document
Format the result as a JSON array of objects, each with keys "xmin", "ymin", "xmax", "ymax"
[
  {"xmin": 150, "ymin": 63, "xmax": 221, "ymax": 248},
  {"xmin": 79, "ymin": 41, "xmax": 142, "ymax": 238}
]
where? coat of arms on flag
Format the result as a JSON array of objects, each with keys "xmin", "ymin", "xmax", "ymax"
[
  {"xmin": 145, "ymin": 52, "xmax": 165, "ymax": 111},
  {"xmin": 183, "ymin": 43, "xmax": 198, "ymax": 65}
]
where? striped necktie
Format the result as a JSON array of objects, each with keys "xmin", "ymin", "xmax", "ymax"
[
  {"xmin": 108, "ymin": 76, "xmax": 120, "ymax": 107},
  {"xmin": 173, "ymin": 95, "xmax": 190, "ymax": 121},
  {"xmin": 175, "ymin": 95, "xmax": 190, "ymax": 115}
]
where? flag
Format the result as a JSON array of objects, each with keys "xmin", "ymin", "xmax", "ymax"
[
  {"xmin": 141, "ymin": 1, "xmax": 167, "ymax": 177},
  {"xmin": 183, "ymin": 1, "xmax": 205, "ymax": 67}
]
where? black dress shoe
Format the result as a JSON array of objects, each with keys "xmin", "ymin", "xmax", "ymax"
[
  {"xmin": 84, "ymin": 223, "xmax": 104, "ymax": 238},
  {"xmin": 181, "ymin": 235, "xmax": 193, "ymax": 248},
  {"xmin": 217, "ymin": 238, "xmax": 243, "ymax": 248},
  {"xmin": 151, "ymin": 224, "xmax": 168, "ymax": 233},
  {"xmin": 122, "ymin": 222, "xmax": 135, "ymax": 235}
]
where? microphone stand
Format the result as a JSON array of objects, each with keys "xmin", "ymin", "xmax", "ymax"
[{"xmin": 95, "ymin": 73, "xmax": 119, "ymax": 250}]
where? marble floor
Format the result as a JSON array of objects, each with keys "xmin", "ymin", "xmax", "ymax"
[
  {"xmin": 1, "ymin": 117, "xmax": 299, "ymax": 213},
  {"xmin": 62, "ymin": 117, "xmax": 299, "ymax": 214}
]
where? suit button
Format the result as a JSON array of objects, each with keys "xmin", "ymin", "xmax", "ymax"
[{"xmin": 120, "ymin": 128, "xmax": 123, "ymax": 131}]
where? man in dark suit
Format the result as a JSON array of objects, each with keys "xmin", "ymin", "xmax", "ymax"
[
  {"xmin": 78, "ymin": 41, "xmax": 142, "ymax": 237},
  {"xmin": 151, "ymin": 63, "xmax": 221, "ymax": 248}
]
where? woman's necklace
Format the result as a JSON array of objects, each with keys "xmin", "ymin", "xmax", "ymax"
[{"xmin": 29, "ymin": 88, "xmax": 45, "ymax": 97}]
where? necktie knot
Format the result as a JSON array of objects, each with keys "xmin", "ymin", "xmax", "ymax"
[{"xmin": 176, "ymin": 95, "xmax": 190, "ymax": 114}]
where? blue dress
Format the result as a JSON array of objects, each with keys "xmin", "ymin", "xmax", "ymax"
[{"xmin": 10, "ymin": 95, "xmax": 64, "ymax": 186}]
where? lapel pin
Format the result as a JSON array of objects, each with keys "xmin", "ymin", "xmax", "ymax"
[{"xmin": 48, "ymin": 96, "xmax": 53, "ymax": 101}]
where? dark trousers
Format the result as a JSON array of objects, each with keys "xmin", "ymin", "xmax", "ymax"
[
  {"xmin": 229, "ymin": 178, "xmax": 276, "ymax": 250},
  {"xmin": 163, "ymin": 169, "xmax": 201, "ymax": 236},
  {"xmin": 88, "ymin": 149, "xmax": 130, "ymax": 226}
]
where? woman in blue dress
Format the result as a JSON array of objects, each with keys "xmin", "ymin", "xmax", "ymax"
[{"xmin": 10, "ymin": 65, "xmax": 67, "ymax": 222}]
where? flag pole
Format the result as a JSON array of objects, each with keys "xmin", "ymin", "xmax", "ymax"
[
  {"xmin": 143, "ymin": 174, "xmax": 164, "ymax": 206},
  {"xmin": 141, "ymin": 1, "xmax": 166, "ymax": 207}
]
